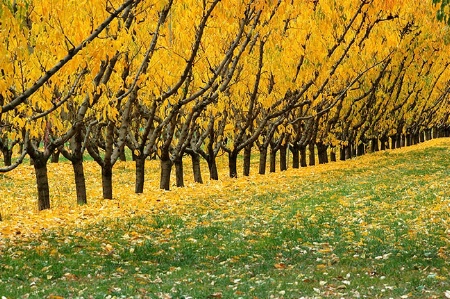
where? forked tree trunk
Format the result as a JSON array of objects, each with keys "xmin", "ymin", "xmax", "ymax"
[
  {"xmin": 51, "ymin": 150, "xmax": 60, "ymax": 163},
  {"xmin": 279, "ymin": 145, "xmax": 287, "ymax": 171},
  {"xmin": 102, "ymin": 165, "xmax": 113, "ymax": 199},
  {"xmin": 72, "ymin": 158, "xmax": 87, "ymax": 205},
  {"xmin": 174, "ymin": 157, "xmax": 184, "ymax": 187},
  {"xmin": 190, "ymin": 152, "xmax": 203, "ymax": 184},
  {"xmin": 119, "ymin": 149, "xmax": 127, "ymax": 161},
  {"xmin": 160, "ymin": 158, "xmax": 173, "ymax": 190},
  {"xmin": 243, "ymin": 145, "xmax": 251, "ymax": 176},
  {"xmin": 228, "ymin": 152, "xmax": 238, "ymax": 178},
  {"xmin": 34, "ymin": 158, "xmax": 51, "ymax": 211},
  {"xmin": 135, "ymin": 155, "xmax": 146, "ymax": 194},
  {"xmin": 258, "ymin": 147, "xmax": 268, "ymax": 175}
]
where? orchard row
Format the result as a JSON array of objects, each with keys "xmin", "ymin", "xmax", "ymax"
[{"xmin": 0, "ymin": 0, "xmax": 449, "ymax": 210}]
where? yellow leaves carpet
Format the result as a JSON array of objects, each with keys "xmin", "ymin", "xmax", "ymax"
[{"xmin": 0, "ymin": 138, "xmax": 449, "ymax": 248}]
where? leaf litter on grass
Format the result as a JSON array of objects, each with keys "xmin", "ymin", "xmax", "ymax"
[{"xmin": 0, "ymin": 138, "xmax": 449, "ymax": 298}]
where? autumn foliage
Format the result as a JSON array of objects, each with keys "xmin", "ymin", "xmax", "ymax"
[{"xmin": 0, "ymin": 0, "xmax": 449, "ymax": 210}]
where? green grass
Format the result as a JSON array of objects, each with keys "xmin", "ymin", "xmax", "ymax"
[{"xmin": 1, "ymin": 141, "xmax": 450, "ymax": 298}]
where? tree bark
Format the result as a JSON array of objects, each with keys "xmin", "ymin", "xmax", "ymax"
[
  {"xmin": 160, "ymin": 158, "xmax": 173, "ymax": 190},
  {"xmin": 135, "ymin": 155, "xmax": 146, "ymax": 194},
  {"xmin": 317, "ymin": 142, "xmax": 328, "ymax": 164},
  {"xmin": 207, "ymin": 156, "xmax": 219, "ymax": 180},
  {"xmin": 308, "ymin": 142, "xmax": 315, "ymax": 166},
  {"xmin": 102, "ymin": 165, "xmax": 113, "ymax": 199},
  {"xmin": 299, "ymin": 145, "xmax": 307, "ymax": 167},
  {"xmin": 279, "ymin": 144, "xmax": 287, "ymax": 171},
  {"xmin": 72, "ymin": 158, "xmax": 87, "ymax": 205},
  {"xmin": 174, "ymin": 157, "xmax": 184, "ymax": 187},
  {"xmin": 51, "ymin": 150, "xmax": 60, "ymax": 163},
  {"xmin": 1, "ymin": 149, "xmax": 12, "ymax": 166},
  {"xmin": 291, "ymin": 145, "xmax": 299, "ymax": 169},
  {"xmin": 243, "ymin": 144, "xmax": 252, "ymax": 176},
  {"xmin": 190, "ymin": 152, "xmax": 203, "ymax": 184},
  {"xmin": 269, "ymin": 147, "xmax": 276, "ymax": 173},
  {"xmin": 259, "ymin": 147, "xmax": 268, "ymax": 175},
  {"xmin": 34, "ymin": 158, "xmax": 51, "ymax": 211},
  {"xmin": 357, "ymin": 142, "xmax": 365, "ymax": 157},
  {"xmin": 330, "ymin": 147, "xmax": 336, "ymax": 162},
  {"xmin": 228, "ymin": 152, "xmax": 238, "ymax": 178}
]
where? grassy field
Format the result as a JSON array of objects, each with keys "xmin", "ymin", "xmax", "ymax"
[{"xmin": 0, "ymin": 138, "xmax": 449, "ymax": 298}]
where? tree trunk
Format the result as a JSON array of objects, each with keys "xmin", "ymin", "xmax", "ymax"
[
  {"xmin": 290, "ymin": 145, "xmax": 299, "ymax": 168},
  {"xmin": 357, "ymin": 142, "xmax": 365, "ymax": 157},
  {"xmin": 119, "ymin": 148, "xmax": 127, "ymax": 161},
  {"xmin": 34, "ymin": 158, "xmax": 51, "ymax": 211},
  {"xmin": 269, "ymin": 147, "xmax": 276, "ymax": 173},
  {"xmin": 174, "ymin": 157, "xmax": 184, "ymax": 188},
  {"xmin": 259, "ymin": 147, "xmax": 268, "ymax": 175},
  {"xmin": 190, "ymin": 152, "xmax": 203, "ymax": 184},
  {"xmin": 330, "ymin": 147, "xmax": 336, "ymax": 162},
  {"xmin": 135, "ymin": 155, "xmax": 146, "ymax": 194},
  {"xmin": 370, "ymin": 138, "xmax": 379, "ymax": 152},
  {"xmin": 102, "ymin": 165, "xmax": 113, "ymax": 199},
  {"xmin": 1, "ymin": 149, "xmax": 12, "ymax": 166},
  {"xmin": 207, "ymin": 156, "xmax": 219, "ymax": 180},
  {"xmin": 243, "ymin": 144, "xmax": 252, "ymax": 176},
  {"xmin": 299, "ymin": 145, "xmax": 307, "ymax": 167},
  {"xmin": 317, "ymin": 143, "xmax": 328, "ymax": 164},
  {"xmin": 308, "ymin": 142, "xmax": 315, "ymax": 166},
  {"xmin": 279, "ymin": 144, "xmax": 287, "ymax": 171},
  {"xmin": 228, "ymin": 152, "xmax": 238, "ymax": 178},
  {"xmin": 160, "ymin": 158, "xmax": 173, "ymax": 190},
  {"xmin": 51, "ymin": 150, "xmax": 60, "ymax": 163},
  {"xmin": 344, "ymin": 145, "xmax": 351, "ymax": 160},
  {"xmin": 72, "ymin": 158, "xmax": 87, "ymax": 205}
]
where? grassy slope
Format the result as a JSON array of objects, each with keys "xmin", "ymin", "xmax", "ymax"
[{"xmin": 0, "ymin": 138, "xmax": 449, "ymax": 298}]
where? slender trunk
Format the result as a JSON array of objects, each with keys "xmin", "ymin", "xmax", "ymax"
[
  {"xmin": 72, "ymin": 158, "xmax": 87, "ymax": 205},
  {"xmin": 269, "ymin": 147, "xmax": 276, "ymax": 173},
  {"xmin": 420, "ymin": 131, "xmax": 425, "ymax": 143},
  {"xmin": 228, "ymin": 152, "xmax": 238, "ymax": 178},
  {"xmin": 102, "ymin": 165, "xmax": 113, "ymax": 199},
  {"xmin": 243, "ymin": 144, "xmax": 251, "ymax": 176},
  {"xmin": 160, "ymin": 158, "xmax": 173, "ymax": 190},
  {"xmin": 259, "ymin": 147, "xmax": 268, "ymax": 175},
  {"xmin": 190, "ymin": 152, "xmax": 203, "ymax": 184},
  {"xmin": 308, "ymin": 142, "xmax": 315, "ymax": 166},
  {"xmin": 34, "ymin": 158, "xmax": 51, "ymax": 211},
  {"xmin": 174, "ymin": 157, "xmax": 184, "ymax": 188},
  {"xmin": 279, "ymin": 144, "xmax": 287, "ymax": 171},
  {"xmin": 390, "ymin": 136, "xmax": 396, "ymax": 149},
  {"xmin": 432, "ymin": 127, "xmax": 438, "ymax": 139},
  {"xmin": 51, "ymin": 150, "xmax": 60, "ymax": 163},
  {"xmin": 135, "ymin": 155, "xmax": 146, "ymax": 194},
  {"xmin": 299, "ymin": 145, "xmax": 307, "ymax": 167}
]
